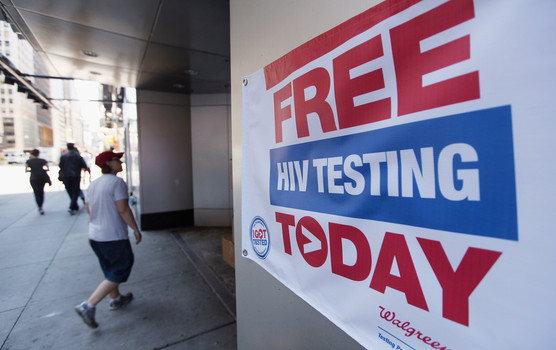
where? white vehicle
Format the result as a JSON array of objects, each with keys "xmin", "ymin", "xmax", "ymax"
[{"xmin": 5, "ymin": 153, "xmax": 28, "ymax": 164}]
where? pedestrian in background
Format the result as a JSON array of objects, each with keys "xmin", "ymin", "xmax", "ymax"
[
  {"xmin": 75, "ymin": 150, "xmax": 142, "ymax": 329},
  {"xmin": 74, "ymin": 147, "xmax": 90, "ymax": 204},
  {"xmin": 25, "ymin": 149, "xmax": 51, "ymax": 215},
  {"xmin": 58, "ymin": 143, "xmax": 88, "ymax": 215},
  {"xmin": 81, "ymin": 149, "xmax": 93, "ymax": 185}
]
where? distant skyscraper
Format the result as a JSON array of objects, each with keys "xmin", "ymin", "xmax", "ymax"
[
  {"xmin": 0, "ymin": 20, "xmax": 61, "ymax": 161},
  {"xmin": 1, "ymin": 20, "xmax": 44, "ymax": 152}
]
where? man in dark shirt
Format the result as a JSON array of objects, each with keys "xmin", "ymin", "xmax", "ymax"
[{"xmin": 59, "ymin": 143, "xmax": 88, "ymax": 214}]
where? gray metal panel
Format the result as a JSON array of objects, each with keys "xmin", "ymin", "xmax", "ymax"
[
  {"xmin": 138, "ymin": 42, "xmax": 229, "ymax": 93},
  {"xmin": 9, "ymin": 0, "xmax": 160, "ymax": 39},
  {"xmin": 46, "ymin": 55, "xmax": 138, "ymax": 88},
  {"xmin": 0, "ymin": 0, "xmax": 231, "ymax": 93},
  {"xmin": 152, "ymin": 0, "xmax": 230, "ymax": 54},
  {"xmin": 16, "ymin": 9, "xmax": 147, "ymax": 70},
  {"xmin": 236, "ymin": 261, "xmax": 365, "ymax": 350},
  {"xmin": 141, "ymin": 43, "xmax": 228, "ymax": 75},
  {"xmin": 136, "ymin": 71, "xmax": 229, "ymax": 94},
  {"xmin": 136, "ymin": 90, "xmax": 193, "ymax": 215}
]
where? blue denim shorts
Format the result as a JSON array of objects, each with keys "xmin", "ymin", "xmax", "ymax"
[{"xmin": 90, "ymin": 239, "xmax": 134, "ymax": 283}]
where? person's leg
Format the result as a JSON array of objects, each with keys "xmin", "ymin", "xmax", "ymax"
[
  {"xmin": 88, "ymin": 279, "xmax": 119, "ymax": 306},
  {"xmin": 30, "ymin": 179, "xmax": 42, "ymax": 208},
  {"xmin": 68, "ymin": 178, "xmax": 80, "ymax": 210},
  {"xmin": 79, "ymin": 189, "xmax": 85, "ymax": 204},
  {"xmin": 36, "ymin": 182, "xmax": 45, "ymax": 209},
  {"xmin": 63, "ymin": 178, "xmax": 74, "ymax": 209},
  {"xmin": 109, "ymin": 285, "xmax": 121, "ymax": 299},
  {"xmin": 88, "ymin": 240, "xmax": 134, "ymax": 308},
  {"xmin": 75, "ymin": 277, "xmax": 117, "ymax": 328},
  {"xmin": 63, "ymin": 179, "xmax": 71, "ymax": 197},
  {"xmin": 72, "ymin": 179, "xmax": 80, "ymax": 210}
]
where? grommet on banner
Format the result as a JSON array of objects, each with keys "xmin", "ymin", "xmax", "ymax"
[
  {"xmin": 242, "ymin": 249, "xmax": 248, "ymax": 256},
  {"xmin": 242, "ymin": 78, "xmax": 248, "ymax": 86}
]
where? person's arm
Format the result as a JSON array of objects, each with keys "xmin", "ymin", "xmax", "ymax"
[
  {"xmin": 84, "ymin": 202, "xmax": 91, "ymax": 244},
  {"xmin": 116, "ymin": 198, "xmax": 142, "ymax": 244},
  {"xmin": 25, "ymin": 161, "xmax": 31, "ymax": 173},
  {"xmin": 80, "ymin": 156, "xmax": 88, "ymax": 171}
]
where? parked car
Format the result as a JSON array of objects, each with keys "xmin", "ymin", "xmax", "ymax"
[{"xmin": 5, "ymin": 153, "xmax": 28, "ymax": 164}]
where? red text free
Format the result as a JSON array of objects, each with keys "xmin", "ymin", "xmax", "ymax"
[{"xmin": 273, "ymin": 0, "xmax": 479, "ymax": 144}]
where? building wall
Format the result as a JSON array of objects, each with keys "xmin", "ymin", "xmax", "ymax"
[
  {"xmin": 0, "ymin": 20, "xmax": 37, "ymax": 153},
  {"xmin": 136, "ymin": 90, "xmax": 232, "ymax": 229},
  {"xmin": 123, "ymin": 87, "xmax": 140, "ymax": 220},
  {"xmin": 137, "ymin": 90, "xmax": 194, "ymax": 230},
  {"xmin": 230, "ymin": 0, "xmax": 380, "ymax": 348},
  {"xmin": 191, "ymin": 93, "xmax": 232, "ymax": 226}
]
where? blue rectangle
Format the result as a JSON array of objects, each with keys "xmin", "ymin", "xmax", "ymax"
[{"xmin": 269, "ymin": 105, "xmax": 517, "ymax": 241}]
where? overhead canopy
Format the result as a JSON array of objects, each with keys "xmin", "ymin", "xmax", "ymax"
[
  {"xmin": 0, "ymin": 54, "xmax": 53, "ymax": 109},
  {"xmin": 0, "ymin": 0, "xmax": 230, "ymax": 94}
]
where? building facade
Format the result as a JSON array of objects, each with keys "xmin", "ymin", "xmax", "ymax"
[{"xmin": 0, "ymin": 20, "xmax": 61, "ymax": 160}]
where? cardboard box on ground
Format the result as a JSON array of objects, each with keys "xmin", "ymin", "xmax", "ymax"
[{"xmin": 222, "ymin": 220, "xmax": 234, "ymax": 268}]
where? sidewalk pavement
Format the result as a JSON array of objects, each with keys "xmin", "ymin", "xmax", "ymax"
[{"xmin": 0, "ymin": 190, "xmax": 236, "ymax": 350}]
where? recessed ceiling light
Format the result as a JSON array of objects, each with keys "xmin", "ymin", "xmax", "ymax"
[
  {"xmin": 184, "ymin": 69, "xmax": 198, "ymax": 76},
  {"xmin": 82, "ymin": 50, "xmax": 98, "ymax": 57},
  {"xmin": 173, "ymin": 83, "xmax": 185, "ymax": 89}
]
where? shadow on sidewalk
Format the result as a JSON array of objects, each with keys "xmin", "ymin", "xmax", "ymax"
[{"xmin": 0, "ymin": 191, "xmax": 237, "ymax": 350}]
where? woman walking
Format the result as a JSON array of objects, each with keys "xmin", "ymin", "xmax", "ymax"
[{"xmin": 25, "ymin": 149, "xmax": 51, "ymax": 215}]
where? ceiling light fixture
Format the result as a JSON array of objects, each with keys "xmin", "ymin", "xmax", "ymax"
[
  {"xmin": 172, "ymin": 83, "xmax": 185, "ymax": 89},
  {"xmin": 184, "ymin": 69, "xmax": 198, "ymax": 76},
  {"xmin": 82, "ymin": 50, "xmax": 98, "ymax": 57}
]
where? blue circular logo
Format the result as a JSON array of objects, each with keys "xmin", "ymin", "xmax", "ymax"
[{"xmin": 250, "ymin": 216, "xmax": 270, "ymax": 259}]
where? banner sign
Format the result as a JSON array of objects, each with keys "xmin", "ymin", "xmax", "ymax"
[{"xmin": 242, "ymin": 0, "xmax": 556, "ymax": 348}]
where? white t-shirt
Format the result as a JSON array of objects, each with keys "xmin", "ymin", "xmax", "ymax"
[{"xmin": 86, "ymin": 174, "xmax": 129, "ymax": 242}]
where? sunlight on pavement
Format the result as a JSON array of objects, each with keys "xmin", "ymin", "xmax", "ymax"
[{"xmin": 0, "ymin": 164, "xmax": 100, "ymax": 195}]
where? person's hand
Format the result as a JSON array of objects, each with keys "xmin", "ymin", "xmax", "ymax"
[{"xmin": 134, "ymin": 230, "xmax": 142, "ymax": 245}]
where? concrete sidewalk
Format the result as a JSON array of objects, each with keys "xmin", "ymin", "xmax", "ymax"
[{"xmin": 0, "ymin": 190, "xmax": 236, "ymax": 350}]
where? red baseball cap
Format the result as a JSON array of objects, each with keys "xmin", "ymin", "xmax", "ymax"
[{"xmin": 95, "ymin": 151, "xmax": 124, "ymax": 167}]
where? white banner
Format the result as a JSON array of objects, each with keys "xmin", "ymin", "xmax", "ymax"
[{"xmin": 241, "ymin": 0, "xmax": 556, "ymax": 348}]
